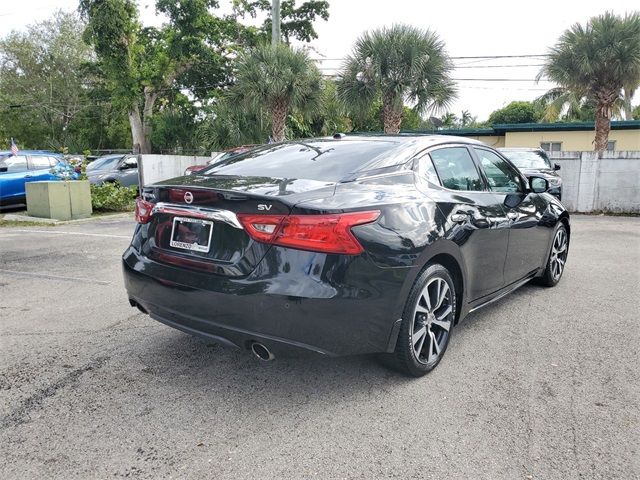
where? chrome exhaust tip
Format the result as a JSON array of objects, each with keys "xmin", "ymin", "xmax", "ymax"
[{"xmin": 251, "ymin": 342, "xmax": 275, "ymax": 361}]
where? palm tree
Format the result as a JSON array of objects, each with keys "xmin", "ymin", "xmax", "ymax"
[
  {"xmin": 539, "ymin": 12, "xmax": 640, "ymax": 151},
  {"xmin": 231, "ymin": 43, "xmax": 322, "ymax": 142},
  {"xmin": 337, "ymin": 24, "xmax": 456, "ymax": 134},
  {"xmin": 460, "ymin": 110, "xmax": 474, "ymax": 127}
]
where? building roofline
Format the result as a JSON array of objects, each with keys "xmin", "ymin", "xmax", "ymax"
[{"xmin": 426, "ymin": 120, "xmax": 640, "ymax": 136}]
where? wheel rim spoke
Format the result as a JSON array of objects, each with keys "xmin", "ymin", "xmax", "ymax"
[
  {"xmin": 435, "ymin": 304, "xmax": 453, "ymax": 321},
  {"xmin": 431, "ymin": 318, "xmax": 450, "ymax": 332},
  {"xmin": 435, "ymin": 281, "xmax": 449, "ymax": 309},
  {"xmin": 415, "ymin": 304, "xmax": 429, "ymax": 314},
  {"xmin": 412, "ymin": 326, "xmax": 427, "ymax": 347},
  {"xmin": 422, "ymin": 290, "xmax": 432, "ymax": 311}
]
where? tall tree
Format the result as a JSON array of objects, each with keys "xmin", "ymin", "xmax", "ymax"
[
  {"xmin": 539, "ymin": 12, "xmax": 640, "ymax": 151},
  {"xmin": 337, "ymin": 24, "xmax": 456, "ymax": 134},
  {"xmin": 79, "ymin": 0, "xmax": 236, "ymax": 153},
  {"xmin": 231, "ymin": 43, "xmax": 321, "ymax": 142}
]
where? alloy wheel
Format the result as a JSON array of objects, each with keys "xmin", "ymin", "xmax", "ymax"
[
  {"xmin": 550, "ymin": 228, "xmax": 568, "ymax": 281},
  {"xmin": 411, "ymin": 277, "xmax": 453, "ymax": 365}
]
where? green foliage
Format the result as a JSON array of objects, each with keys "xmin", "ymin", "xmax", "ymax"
[
  {"xmin": 0, "ymin": 11, "xmax": 128, "ymax": 151},
  {"xmin": 232, "ymin": 1, "xmax": 330, "ymax": 43},
  {"xmin": 337, "ymin": 24, "xmax": 456, "ymax": 132},
  {"xmin": 90, "ymin": 182, "xmax": 137, "ymax": 212},
  {"xmin": 488, "ymin": 101, "xmax": 541, "ymax": 125},
  {"xmin": 195, "ymin": 98, "xmax": 270, "ymax": 151},
  {"xmin": 633, "ymin": 105, "xmax": 640, "ymax": 120},
  {"xmin": 231, "ymin": 43, "xmax": 322, "ymax": 141}
]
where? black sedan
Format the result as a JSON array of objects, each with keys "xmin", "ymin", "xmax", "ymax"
[
  {"xmin": 123, "ymin": 135, "xmax": 570, "ymax": 376},
  {"xmin": 498, "ymin": 148, "xmax": 563, "ymax": 200}
]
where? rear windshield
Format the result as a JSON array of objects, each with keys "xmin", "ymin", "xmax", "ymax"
[
  {"xmin": 501, "ymin": 150, "xmax": 552, "ymax": 169},
  {"xmin": 204, "ymin": 140, "xmax": 407, "ymax": 181}
]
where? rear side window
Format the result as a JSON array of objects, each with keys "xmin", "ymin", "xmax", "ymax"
[
  {"xmin": 205, "ymin": 140, "xmax": 403, "ymax": 182},
  {"xmin": 429, "ymin": 147, "xmax": 484, "ymax": 191},
  {"xmin": 0, "ymin": 155, "xmax": 28, "ymax": 172},
  {"xmin": 30, "ymin": 156, "xmax": 53, "ymax": 169}
]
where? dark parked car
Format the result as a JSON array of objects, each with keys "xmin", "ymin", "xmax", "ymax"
[
  {"xmin": 498, "ymin": 148, "xmax": 563, "ymax": 200},
  {"xmin": 86, "ymin": 154, "xmax": 138, "ymax": 188},
  {"xmin": 123, "ymin": 135, "xmax": 570, "ymax": 376},
  {"xmin": 0, "ymin": 151, "xmax": 65, "ymax": 206}
]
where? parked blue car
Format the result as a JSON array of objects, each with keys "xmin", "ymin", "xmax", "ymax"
[{"xmin": 0, "ymin": 151, "xmax": 66, "ymax": 206}]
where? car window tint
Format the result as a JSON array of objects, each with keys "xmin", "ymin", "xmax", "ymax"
[
  {"xmin": 205, "ymin": 140, "xmax": 405, "ymax": 182},
  {"xmin": 30, "ymin": 156, "xmax": 53, "ymax": 169},
  {"xmin": 474, "ymin": 148, "xmax": 523, "ymax": 193},
  {"xmin": 429, "ymin": 147, "xmax": 483, "ymax": 191},
  {"xmin": 0, "ymin": 155, "xmax": 28, "ymax": 172},
  {"xmin": 415, "ymin": 153, "xmax": 440, "ymax": 185}
]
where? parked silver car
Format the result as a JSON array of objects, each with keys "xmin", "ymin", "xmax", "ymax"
[{"xmin": 86, "ymin": 154, "xmax": 139, "ymax": 188}]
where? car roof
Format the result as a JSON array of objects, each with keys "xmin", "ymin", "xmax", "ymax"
[
  {"xmin": 498, "ymin": 147, "xmax": 544, "ymax": 152},
  {"xmin": 0, "ymin": 150, "xmax": 62, "ymax": 156},
  {"xmin": 325, "ymin": 133, "xmax": 486, "ymax": 148}
]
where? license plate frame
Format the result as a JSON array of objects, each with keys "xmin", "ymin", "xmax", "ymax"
[{"xmin": 169, "ymin": 216, "xmax": 214, "ymax": 253}]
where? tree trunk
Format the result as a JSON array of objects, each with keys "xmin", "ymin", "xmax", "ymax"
[
  {"xmin": 594, "ymin": 101, "xmax": 612, "ymax": 152},
  {"xmin": 271, "ymin": 98, "xmax": 288, "ymax": 142},
  {"xmin": 128, "ymin": 104, "xmax": 146, "ymax": 154},
  {"xmin": 127, "ymin": 89, "xmax": 157, "ymax": 154},
  {"xmin": 382, "ymin": 95, "xmax": 403, "ymax": 134}
]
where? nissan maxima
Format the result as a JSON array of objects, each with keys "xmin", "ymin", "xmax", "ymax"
[{"xmin": 123, "ymin": 135, "xmax": 570, "ymax": 376}]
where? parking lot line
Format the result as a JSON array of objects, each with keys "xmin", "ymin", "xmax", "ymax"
[
  {"xmin": 5, "ymin": 229, "xmax": 131, "ymax": 239},
  {"xmin": 0, "ymin": 269, "xmax": 111, "ymax": 285}
]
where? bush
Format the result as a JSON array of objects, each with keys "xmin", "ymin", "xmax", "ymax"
[{"xmin": 90, "ymin": 183, "xmax": 137, "ymax": 212}]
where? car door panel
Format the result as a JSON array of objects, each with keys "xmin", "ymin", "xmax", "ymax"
[
  {"xmin": 473, "ymin": 147, "xmax": 550, "ymax": 284},
  {"xmin": 415, "ymin": 146, "xmax": 510, "ymax": 301}
]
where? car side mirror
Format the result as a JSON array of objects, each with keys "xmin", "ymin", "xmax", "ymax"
[
  {"xmin": 530, "ymin": 176, "xmax": 548, "ymax": 193},
  {"xmin": 120, "ymin": 162, "xmax": 136, "ymax": 170},
  {"xmin": 554, "ymin": 163, "xmax": 561, "ymax": 171}
]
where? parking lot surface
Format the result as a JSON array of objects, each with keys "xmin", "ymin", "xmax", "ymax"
[{"xmin": 0, "ymin": 215, "xmax": 638, "ymax": 479}]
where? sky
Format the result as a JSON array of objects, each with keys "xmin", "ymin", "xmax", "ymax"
[{"xmin": 1, "ymin": 0, "xmax": 638, "ymax": 121}]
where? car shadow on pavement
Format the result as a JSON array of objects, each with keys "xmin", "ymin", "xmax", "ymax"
[{"xmin": 117, "ymin": 280, "xmax": 549, "ymax": 421}]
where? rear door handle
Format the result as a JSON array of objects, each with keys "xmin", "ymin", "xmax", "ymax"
[
  {"xmin": 451, "ymin": 212, "xmax": 468, "ymax": 223},
  {"xmin": 506, "ymin": 211, "xmax": 518, "ymax": 220},
  {"xmin": 24, "ymin": 174, "xmax": 33, "ymax": 178}
]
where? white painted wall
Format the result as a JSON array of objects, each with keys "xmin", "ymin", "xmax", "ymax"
[
  {"xmin": 549, "ymin": 151, "xmax": 640, "ymax": 213},
  {"xmin": 138, "ymin": 154, "xmax": 210, "ymax": 187}
]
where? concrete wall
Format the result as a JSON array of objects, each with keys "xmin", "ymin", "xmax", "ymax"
[
  {"xmin": 138, "ymin": 154, "xmax": 210, "ymax": 187},
  {"xmin": 506, "ymin": 129, "xmax": 640, "ymax": 151},
  {"xmin": 549, "ymin": 151, "xmax": 640, "ymax": 213}
]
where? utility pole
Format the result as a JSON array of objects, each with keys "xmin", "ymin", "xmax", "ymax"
[{"xmin": 271, "ymin": 0, "xmax": 281, "ymax": 46}]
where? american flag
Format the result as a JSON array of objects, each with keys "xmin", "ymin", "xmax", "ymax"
[{"xmin": 10, "ymin": 138, "xmax": 18, "ymax": 156}]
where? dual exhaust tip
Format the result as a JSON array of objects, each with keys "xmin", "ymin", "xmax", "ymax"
[{"xmin": 251, "ymin": 342, "xmax": 275, "ymax": 361}]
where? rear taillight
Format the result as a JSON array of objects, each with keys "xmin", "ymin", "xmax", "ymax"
[
  {"xmin": 237, "ymin": 211, "xmax": 380, "ymax": 255},
  {"xmin": 135, "ymin": 197, "xmax": 154, "ymax": 224}
]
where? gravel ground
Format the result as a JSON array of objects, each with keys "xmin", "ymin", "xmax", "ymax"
[{"xmin": 0, "ymin": 215, "xmax": 638, "ymax": 479}]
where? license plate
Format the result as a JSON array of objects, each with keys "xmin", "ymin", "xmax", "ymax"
[{"xmin": 170, "ymin": 217, "xmax": 214, "ymax": 253}]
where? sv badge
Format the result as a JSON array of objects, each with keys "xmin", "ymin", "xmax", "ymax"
[{"xmin": 258, "ymin": 204, "xmax": 273, "ymax": 211}]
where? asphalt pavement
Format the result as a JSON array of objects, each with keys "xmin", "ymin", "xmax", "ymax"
[{"xmin": 0, "ymin": 214, "xmax": 638, "ymax": 479}]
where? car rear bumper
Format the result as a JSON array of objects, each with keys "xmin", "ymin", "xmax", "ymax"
[{"xmin": 122, "ymin": 245, "xmax": 409, "ymax": 356}]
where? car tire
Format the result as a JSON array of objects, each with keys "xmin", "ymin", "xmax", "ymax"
[
  {"xmin": 390, "ymin": 263, "xmax": 456, "ymax": 377},
  {"xmin": 537, "ymin": 223, "xmax": 569, "ymax": 287}
]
